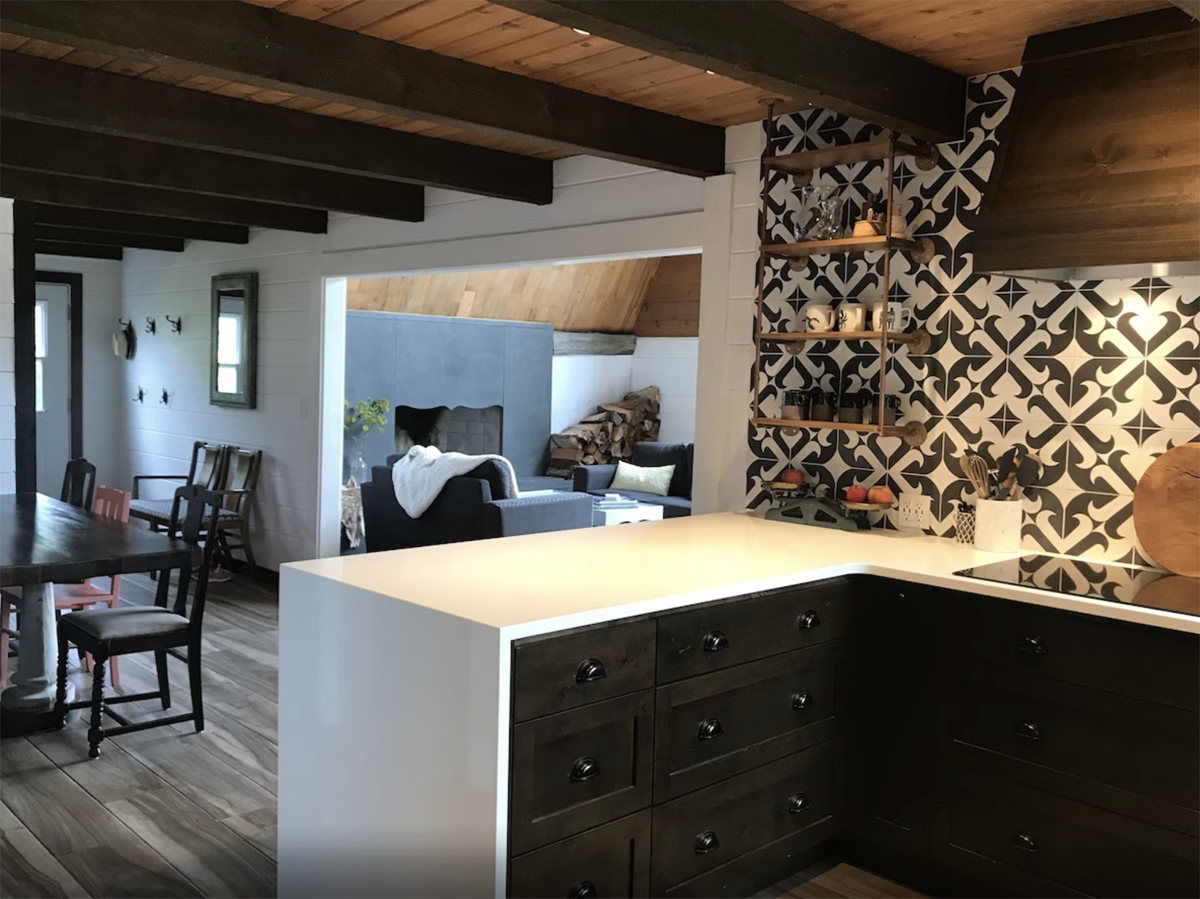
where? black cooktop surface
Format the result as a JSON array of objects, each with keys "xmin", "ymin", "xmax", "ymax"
[{"xmin": 955, "ymin": 554, "xmax": 1200, "ymax": 618}]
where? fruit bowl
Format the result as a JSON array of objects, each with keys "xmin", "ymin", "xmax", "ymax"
[{"xmin": 842, "ymin": 501, "xmax": 893, "ymax": 511}]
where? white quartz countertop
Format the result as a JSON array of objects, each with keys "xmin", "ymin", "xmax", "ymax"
[{"xmin": 284, "ymin": 512, "xmax": 1200, "ymax": 637}]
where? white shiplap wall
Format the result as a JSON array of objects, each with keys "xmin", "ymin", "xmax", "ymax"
[
  {"xmin": 631, "ymin": 338, "xmax": 699, "ymax": 446},
  {"xmin": 35, "ymin": 255, "xmax": 127, "ymax": 494},
  {"xmin": 0, "ymin": 199, "xmax": 13, "ymax": 494},
  {"xmin": 121, "ymin": 157, "xmax": 707, "ymax": 568},
  {"xmin": 550, "ymin": 355, "xmax": 633, "ymax": 434}
]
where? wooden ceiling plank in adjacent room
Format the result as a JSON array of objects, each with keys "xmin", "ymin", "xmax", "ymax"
[
  {"xmin": 1, "ymin": 166, "xmax": 329, "ymax": 233},
  {"xmin": 0, "ymin": 117, "xmax": 426, "ymax": 222},
  {"xmin": 0, "ymin": 0, "xmax": 725, "ymax": 177},
  {"xmin": 492, "ymin": 0, "xmax": 967, "ymax": 141},
  {"xmin": 30, "ymin": 205, "xmax": 251, "ymax": 244},
  {"xmin": 316, "ymin": 1, "xmax": 430, "ymax": 33}
]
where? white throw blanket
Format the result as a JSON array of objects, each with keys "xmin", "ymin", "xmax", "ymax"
[{"xmin": 391, "ymin": 445, "xmax": 520, "ymax": 518}]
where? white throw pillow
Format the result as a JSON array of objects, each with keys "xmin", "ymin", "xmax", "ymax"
[{"xmin": 609, "ymin": 460, "xmax": 675, "ymax": 497}]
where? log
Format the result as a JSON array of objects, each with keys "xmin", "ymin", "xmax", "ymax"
[{"xmin": 551, "ymin": 447, "xmax": 584, "ymax": 462}]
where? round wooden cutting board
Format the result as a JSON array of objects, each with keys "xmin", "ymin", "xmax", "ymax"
[{"xmin": 1133, "ymin": 443, "xmax": 1200, "ymax": 577}]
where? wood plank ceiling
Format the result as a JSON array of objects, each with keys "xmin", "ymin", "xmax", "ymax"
[{"xmin": 0, "ymin": 0, "xmax": 1169, "ymax": 162}]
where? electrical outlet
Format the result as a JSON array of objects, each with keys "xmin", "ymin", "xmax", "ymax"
[{"xmin": 897, "ymin": 493, "xmax": 930, "ymax": 530}]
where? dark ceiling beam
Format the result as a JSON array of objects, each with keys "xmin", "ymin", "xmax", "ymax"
[
  {"xmin": 1, "ymin": 118, "xmax": 424, "ymax": 223},
  {"xmin": 31, "ymin": 206, "xmax": 250, "ymax": 244},
  {"xmin": 494, "ymin": 0, "xmax": 966, "ymax": 142},
  {"xmin": 0, "ymin": 0, "xmax": 723, "ymax": 178},
  {"xmin": 1022, "ymin": 7, "xmax": 1198, "ymax": 64},
  {"xmin": 1168, "ymin": 1, "xmax": 1200, "ymax": 21},
  {"xmin": 0, "ymin": 51, "xmax": 552, "ymax": 205},
  {"xmin": 1, "ymin": 168, "xmax": 329, "ymax": 234},
  {"xmin": 35, "ymin": 240, "xmax": 123, "ymax": 261},
  {"xmin": 33, "ymin": 225, "xmax": 185, "ymax": 252}
]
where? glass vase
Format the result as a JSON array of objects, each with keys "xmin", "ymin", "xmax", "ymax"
[{"xmin": 347, "ymin": 443, "xmax": 369, "ymax": 487}]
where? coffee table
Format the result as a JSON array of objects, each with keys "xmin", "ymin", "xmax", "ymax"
[{"xmin": 592, "ymin": 502, "xmax": 664, "ymax": 527}]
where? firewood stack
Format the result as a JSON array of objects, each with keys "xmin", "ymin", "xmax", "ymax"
[{"xmin": 545, "ymin": 386, "xmax": 662, "ymax": 477}]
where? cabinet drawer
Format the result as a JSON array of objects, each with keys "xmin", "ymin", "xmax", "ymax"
[
  {"xmin": 943, "ymin": 765, "xmax": 1199, "ymax": 899},
  {"xmin": 509, "ymin": 811, "xmax": 651, "ymax": 899},
  {"xmin": 657, "ymin": 578, "xmax": 852, "ymax": 683},
  {"xmin": 651, "ymin": 741, "xmax": 842, "ymax": 897},
  {"xmin": 942, "ymin": 595, "xmax": 1200, "ymax": 712},
  {"xmin": 654, "ymin": 641, "xmax": 845, "ymax": 802},
  {"xmin": 510, "ymin": 690, "xmax": 653, "ymax": 855},
  {"xmin": 946, "ymin": 665, "xmax": 1199, "ymax": 814},
  {"xmin": 513, "ymin": 618, "xmax": 656, "ymax": 723}
]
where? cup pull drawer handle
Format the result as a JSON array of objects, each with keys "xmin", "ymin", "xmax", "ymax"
[
  {"xmin": 568, "ymin": 881, "xmax": 598, "ymax": 898},
  {"xmin": 694, "ymin": 831, "xmax": 720, "ymax": 855},
  {"xmin": 798, "ymin": 611, "xmax": 821, "ymax": 630},
  {"xmin": 1010, "ymin": 833, "xmax": 1039, "ymax": 853},
  {"xmin": 569, "ymin": 756, "xmax": 601, "ymax": 782},
  {"xmin": 1013, "ymin": 721, "xmax": 1043, "ymax": 741},
  {"xmin": 792, "ymin": 691, "xmax": 813, "ymax": 711},
  {"xmin": 1016, "ymin": 636, "xmax": 1047, "ymax": 655},
  {"xmin": 697, "ymin": 717, "xmax": 724, "ymax": 740},
  {"xmin": 703, "ymin": 631, "xmax": 729, "ymax": 652},
  {"xmin": 575, "ymin": 658, "xmax": 607, "ymax": 683},
  {"xmin": 788, "ymin": 792, "xmax": 810, "ymax": 814}
]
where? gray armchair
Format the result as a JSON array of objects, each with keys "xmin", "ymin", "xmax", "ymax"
[{"xmin": 573, "ymin": 443, "xmax": 693, "ymax": 518}]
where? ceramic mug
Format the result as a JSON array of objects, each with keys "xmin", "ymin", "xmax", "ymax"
[
  {"xmin": 871, "ymin": 302, "xmax": 913, "ymax": 332},
  {"xmin": 836, "ymin": 303, "xmax": 866, "ymax": 332},
  {"xmin": 804, "ymin": 304, "xmax": 835, "ymax": 332}
]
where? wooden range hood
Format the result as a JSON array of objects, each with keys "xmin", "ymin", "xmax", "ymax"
[{"xmin": 970, "ymin": 9, "xmax": 1200, "ymax": 281}]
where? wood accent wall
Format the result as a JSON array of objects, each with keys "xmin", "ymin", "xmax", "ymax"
[
  {"xmin": 633, "ymin": 254, "xmax": 702, "ymax": 338},
  {"xmin": 345, "ymin": 258, "xmax": 662, "ymax": 333}
]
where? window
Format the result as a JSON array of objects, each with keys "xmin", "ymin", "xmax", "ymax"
[{"xmin": 34, "ymin": 300, "xmax": 46, "ymax": 413}]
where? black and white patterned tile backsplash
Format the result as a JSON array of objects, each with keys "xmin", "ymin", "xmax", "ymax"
[{"xmin": 747, "ymin": 67, "xmax": 1199, "ymax": 565}]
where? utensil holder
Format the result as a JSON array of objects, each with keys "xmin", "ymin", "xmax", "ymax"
[
  {"xmin": 973, "ymin": 499, "xmax": 1022, "ymax": 553},
  {"xmin": 955, "ymin": 507, "xmax": 976, "ymax": 545}
]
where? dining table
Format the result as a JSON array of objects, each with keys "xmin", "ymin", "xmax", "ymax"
[{"xmin": 0, "ymin": 493, "xmax": 197, "ymax": 736}]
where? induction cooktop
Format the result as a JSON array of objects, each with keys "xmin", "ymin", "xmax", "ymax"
[{"xmin": 955, "ymin": 554, "xmax": 1200, "ymax": 618}]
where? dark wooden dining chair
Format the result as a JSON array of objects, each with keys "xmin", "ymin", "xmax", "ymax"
[
  {"xmin": 61, "ymin": 458, "xmax": 97, "ymax": 509},
  {"xmin": 55, "ymin": 484, "xmax": 219, "ymax": 759},
  {"xmin": 212, "ymin": 447, "xmax": 262, "ymax": 573},
  {"xmin": 129, "ymin": 441, "xmax": 229, "ymax": 534}
]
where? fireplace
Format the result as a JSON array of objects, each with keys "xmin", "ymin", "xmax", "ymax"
[{"xmin": 395, "ymin": 405, "xmax": 503, "ymax": 457}]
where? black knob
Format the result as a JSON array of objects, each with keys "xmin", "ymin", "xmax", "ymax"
[
  {"xmin": 568, "ymin": 881, "xmax": 598, "ymax": 898},
  {"xmin": 703, "ymin": 630, "xmax": 730, "ymax": 652},
  {"xmin": 694, "ymin": 831, "xmax": 720, "ymax": 855},
  {"xmin": 1009, "ymin": 833, "xmax": 1039, "ymax": 853},
  {"xmin": 792, "ymin": 691, "xmax": 813, "ymax": 711},
  {"xmin": 570, "ymin": 756, "xmax": 601, "ymax": 782},
  {"xmin": 576, "ymin": 658, "xmax": 607, "ymax": 683},
  {"xmin": 798, "ymin": 611, "xmax": 821, "ymax": 630},
  {"xmin": 788, "ymin": 792, "xmax": 809, "ymax": 814},
  {"xmin": 1016, "ymin": 635, "xmax": 1047, "ymax": 655},
  {"xmin": 697, "ymin": 717, "xmax": 724, "ymax": 741},
  {"xmin": 1013, "ymin": 721, "xmax": 1043, "ymax": 742}
]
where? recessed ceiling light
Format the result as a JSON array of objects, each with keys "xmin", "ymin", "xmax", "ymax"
[
  {"xmin": 572, "ymin": 27, "xmax": 590, "ymax": 35},
  {"xmin": 705, "ymin": 69, "xmax": 716, "ymax": 75}
]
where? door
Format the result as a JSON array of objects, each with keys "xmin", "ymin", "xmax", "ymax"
[{"xmin": 34, "ymin": 282, "xmax": 71, "ymax": 496}]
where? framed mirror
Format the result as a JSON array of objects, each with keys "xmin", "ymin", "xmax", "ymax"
[{"xmin": 210, "ymin": 272, "xmax": 258, "ymax": 409}]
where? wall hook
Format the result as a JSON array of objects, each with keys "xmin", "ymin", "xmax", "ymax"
[
  {"xmin": 133, "ymin": 387, "xmax": 145, "ymax": 403},
  {"xmin": 166, "ymin": 315, "xmax": 182, "ymax": 334},
  {"xmin": 145, "ymin": 317, "xmax": 157, "ymax": 335},
  {"xmin": 160, "ymin": 388, "xmax": 170, "ymax": 406}
]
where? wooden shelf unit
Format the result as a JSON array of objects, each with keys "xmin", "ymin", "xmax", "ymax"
[{"xmin": 751, "ymin": 109, "xmax": 929, "ymax": 449}]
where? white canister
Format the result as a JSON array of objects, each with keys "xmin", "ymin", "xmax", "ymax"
[{"xmin": 973, "ymin": 499, "xmax": 1023, "ymax": 553}]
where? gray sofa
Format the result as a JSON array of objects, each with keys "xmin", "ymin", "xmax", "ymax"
[{"xmin": 573, "ymin": 443, "xmax": 693, "ymax": 518}]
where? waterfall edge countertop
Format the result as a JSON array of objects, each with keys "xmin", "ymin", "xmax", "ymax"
[{"xmin": 283, "ymin": 511, "xmax": 1199, "ymax": 636}]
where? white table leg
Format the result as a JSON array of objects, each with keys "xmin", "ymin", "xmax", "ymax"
[{"xmin": 1, "ymin": 582, "xmax": 61, "ymax": 711}]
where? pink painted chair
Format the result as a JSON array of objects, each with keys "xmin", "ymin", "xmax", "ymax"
[{"xmin": 1, "ymin": 485, "xmax": 131, "ymax": 687}]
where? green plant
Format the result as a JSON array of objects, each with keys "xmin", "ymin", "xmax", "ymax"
[{"xmin": 344, "ymin": 397, "xmax": 390, "ymax": 445}]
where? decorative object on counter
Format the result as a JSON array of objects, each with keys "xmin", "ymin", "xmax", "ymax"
[
  {"xmin": 835, "ymin": 302, "xmax": 866, "ymax": 332},
  {"xmin": 112, "ymin": 319, "xmax": 137, "ymax": 360},
  {"xmin": 1133, "ymin": 443, "xmax": 1200, "ymax": 577},
  {"xmin": 344, "ymin": 397, "xmax": 391, "ymax": 487},
  {"xmin": 843, "ymin": 484, "xmax": 895, "ymax": 511},
  {"xmin": 974, "ymin": 497, "xmax": 1022, "ymax": 553},
  {"xmin": 166, "ymin": 315, "xmax": 182, "ymax": 334},
  {"xmin": 144, "ymin": 316, "xmax": 156, "ymax": 335},
  {"xmin": 954, "ymin": 503, "xmax": 976, "ymax": 545},
  {"xmin": 781, "ymin": 389, "xmax": 808, "ymax": 421},
  {"xmin": 803, "ymin": 304, "xmax": 835, "ymax": 331},
  {"xmin": 811, "ymin": 390, "xmax": 837, "ymax": 422},
  {"xmin": 871, "ymin": 300, "xmax": 912, "ymax": 332},
  {"xmin": 764, "ymin": 493, "xmax": 870, "ymax": 531}
]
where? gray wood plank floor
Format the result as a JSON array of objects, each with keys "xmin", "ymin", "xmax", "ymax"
[{"xmin": 1, "ymin": 573, "xmax": 279, "ymax": 899}]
